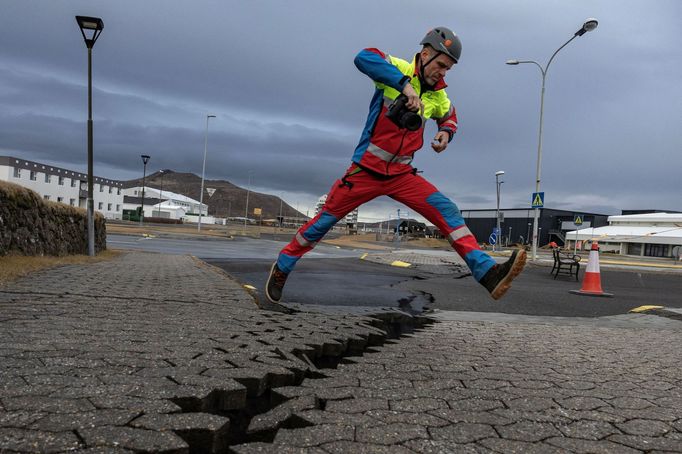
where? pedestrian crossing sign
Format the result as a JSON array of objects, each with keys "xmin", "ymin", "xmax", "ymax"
[
  {"xmin": 531, "ymin": 192, "xmax": 544, "ymax": 208},
  {"xmin": 574, "ymin": 215, "xmax": 583, "ymax": 226}
]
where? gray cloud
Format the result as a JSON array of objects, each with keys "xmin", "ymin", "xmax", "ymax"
[{"xmin": 1, "ymin": 0, "xmax": 681, "ymax": 221}]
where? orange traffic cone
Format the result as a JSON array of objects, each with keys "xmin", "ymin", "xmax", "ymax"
[{"xmin": 569, "ymin": 241, "xmax": 614, "ymax": 297}]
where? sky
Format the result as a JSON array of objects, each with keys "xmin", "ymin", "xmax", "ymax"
[{"xmin": 1, "ymin": 0, "xmax": 680, "ymax": 223}]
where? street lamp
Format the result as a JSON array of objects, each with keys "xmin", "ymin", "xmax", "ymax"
[
  {"xmin": 140, "ymin": 155, "xmax": 150, "ymax": 225},
  {"xmin": 506, "ymin": 18, "xmax": 598, "ymax": 260},
  {"xmin": 198, "ymin": 114, "xmax": 216, "ymax": 231},
  {"xmin": 156, "ymin": 169, "xmax": 165, "ymax": 217},
  {"xmin": 244, "ymin": 171, "xmax": 253, "ymax": 229},
  {"xmin": 75, "ymin": 15, "xmax": 104, "ymax": 256},
  {"xmin": 495, "ymin": 170, "xmax": 505, "ymax": 251}
]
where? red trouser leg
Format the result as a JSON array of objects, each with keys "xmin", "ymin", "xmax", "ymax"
[
  {"xmin": 386, "ymin": 172, "xmax": 496, "ymax": 281},
  {"xmin": 276, "ymin": 165, "xmax": 381, "ymax": 273}
]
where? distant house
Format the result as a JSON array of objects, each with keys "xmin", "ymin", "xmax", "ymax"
[
  {"xmin": 0, "ymin": 156, "xmax": 124, "ymax": 219},
  {"xmin": 565, "ymin": 213, "xmax": 682, "ymax": 257}
]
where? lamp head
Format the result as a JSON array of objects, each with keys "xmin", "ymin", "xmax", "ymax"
[
  {"xmin": 495, "ymin": 170, "xmax": 505, "ymax": 176},
  {"xmin": 141, "ymin": 155, "xmax": 151, "ymax": 165},
  {"xmin": 207, "ymin": 114, "xmax": 216, "ymax": 119},
  {"xmin": 575, "ymin": 18, "xmax": 598, "ymax": 36},
  {"xmin": 505, "ymin": 60, "xmax": 519, "ymax": 65},
  {"xmin": 75, "ymin": 16, "xmax": 104, "ymax": 49}
]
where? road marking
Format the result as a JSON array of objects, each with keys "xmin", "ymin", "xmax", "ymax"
[
  {"xmin": 629, "ymin": 305, "xmax": 664, "ymax": 313},
  {"xmin": 243, "ymin": 284, "xmax": 256, "ymax": 291},
  {"xmin": 360, "ymin": 253, "xmax": 368, "ymax": 260},
  {"xmin": 391, "ymin": 260, "xmax": 411, "ymax": 268}
]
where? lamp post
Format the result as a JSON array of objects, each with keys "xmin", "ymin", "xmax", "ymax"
[
  {"xmin": 495, "ymin": 170, "xmax": 505, "ymax": 251},
  {"xmin": 506, "ymin": 18, "xmax": 598, "ymax": 260},
  {"xmin": 244, "ymin": 171, "xmax": 253, "ymax": 229},
  {"xmin": 156, "ymin": 169, "xmax": 165, "ymax": 217},
  {"xmin": 75, "ymin": 15, "xmax": 104, "ymax": 256},
  {"xmin": 198, "ymin": 114, "xmax": 216, "ymax": 231},
  {"xmin": 140, "ymin": 155, "xmax": 150, "ymax": 225}
]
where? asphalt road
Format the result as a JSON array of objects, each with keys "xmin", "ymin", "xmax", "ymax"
[{"xmin": 107, "ymin": 233, "xmax": 682, "ymax": 317}]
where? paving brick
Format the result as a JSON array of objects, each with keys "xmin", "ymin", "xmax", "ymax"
[{"xmin": 78, "ymin": 426, "xmax": 188, "ymax": 453}]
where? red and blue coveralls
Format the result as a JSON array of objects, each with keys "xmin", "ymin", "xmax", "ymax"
[{"xmin": 276, "ymin": 48, "xmax": 496, "ymax": 282}]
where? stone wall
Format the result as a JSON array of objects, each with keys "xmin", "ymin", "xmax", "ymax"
[{"xmin": 0, "ymin": 180, "xmax": 106, "ymax": 256}]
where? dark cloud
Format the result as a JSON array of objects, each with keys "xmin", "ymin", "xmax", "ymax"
[{"xmin": 1, "ymin": 0, "xmax": 680, "ymax": 221}]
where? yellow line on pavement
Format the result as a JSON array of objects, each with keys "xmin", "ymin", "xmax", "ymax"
[
  {"xmin": 243, "ymin": 284, "xmax": 256, "ymax": 291},
  {"xmin": 629, "ymin": 305, "xmax": 664, "ymax": 313},
  {"xmin": 391, "ymin": 260, "xmax": 412, "ymax": 268},
  {"xmin": 360, "ymin": 253, "xmax": 368, "ymax": 260}
]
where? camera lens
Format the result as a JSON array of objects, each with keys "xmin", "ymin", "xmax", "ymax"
[{"xmin": 402, "ymin": 112, "xmax": 422, "ymax": 131}]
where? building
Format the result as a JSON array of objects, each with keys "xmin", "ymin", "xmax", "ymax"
[
  {"xmin": 122, "ymin": 186, "xmax": 207, "ymax": 220},
  {"xmin": 565, "ymin": 213, "xmax": 682, "ymax": 258},
  {"xmin": 315, "ymin": 194, "xmax": 358, "ymax": 230},
  {"xmin": 460, "ymin": 208, "xmax": 610, "ymax": 247},
  {"xmin": 0, "ymin": 156, "xmax": 124, "ymax": 219}
]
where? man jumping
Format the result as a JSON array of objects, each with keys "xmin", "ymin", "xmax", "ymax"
[{"xmin": 266, "ymin": 26, "xmax": 526, "ymax": 304}]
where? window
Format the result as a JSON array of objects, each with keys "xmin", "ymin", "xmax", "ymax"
[
  {"xmin": 107, "ymin": 203, "xmax": 112, "ymax": 211},
  {"xmin": 45, "ymin": 174, "xmax": 51, "ymax": 183},
  {"xmin": 117, "ymin": 188, "xmax": 121, "ymax": 195},
  {"xmin": 98, "ymin": 202, "xmax": 103, "ymax": 209},
  {"xmin": 58, "ymin": 176, "xmax": 64, "ymax": 186},
  {"xmin": 70, "ymin": 199, "xmax": 76, "ymax": 206},
  {"xmin": 100, "ymin": 184, "xmax": 104, "ymax": 192},
  {"xmin": 71, "ymin": 179, "xmax": 77, "ymax": 188},
  {"xmin": 57, "ymin": 197, "xmax": 64, "ymax": 203},
  {"xmin": 109, "ymin": 186, "xmax": 113, "ymax": 194},
  {"xmin": 44, "ymin": 195, "xmax": 50, "ymax": 201},
  {"xmin": 30, "ymin": 171, "xmax": 37, "ymax": 181},
  {"xmin": 116, "ymin": 204, "xmax": 120, "ymax": 211},
  {"xmin": 13, "ymin": 167, "xmax": 20, "ymax": 178}
]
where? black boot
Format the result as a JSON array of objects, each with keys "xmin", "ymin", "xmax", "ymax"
[
  {"xmin": 480, "ymin": 249, "xmax": 527, "ymax": 300},
  {"xmin": 265, "ymin": 262, "xmax": 289, "ymax": 303}
]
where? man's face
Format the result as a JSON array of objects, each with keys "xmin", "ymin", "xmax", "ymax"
[{"xmin": 420, "ymin": 47, "xmax": 456, "ymax": 86}]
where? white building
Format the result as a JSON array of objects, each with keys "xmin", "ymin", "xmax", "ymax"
[
  {"xmin": 315, "ymin": 194, "xmax": 358, "ymax": 225},
  {"xmin": 0, "ymin": 156, "xmax": 124, "ymax": 219},
  {"xmin": 122, "ymin": 186, "xmax": 207, "ymax": 220},
  {"xmin": 565, "ymin": 213, "xmax": 682, "ymax": 258}
]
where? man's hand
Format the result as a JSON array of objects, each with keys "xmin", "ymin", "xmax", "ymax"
[
  {"xmin": 431, "ymin": 131, "xmax": 449, "ymax": 153},
  {"xmin": 402, "ymin": 83, "xmax": 423, "ymax": 112}
]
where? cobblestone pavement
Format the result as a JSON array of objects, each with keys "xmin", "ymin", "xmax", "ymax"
[
  {"xmin": 233, "ymin": 317, "xmax": 682, "ymax": 453},
  {"xmin": 2, "ymin": 251, "xmax": 682, "ymax": 453},
  {"xmin": 0, "ymin": 252, "xmax": 426, "ymax": 452}
]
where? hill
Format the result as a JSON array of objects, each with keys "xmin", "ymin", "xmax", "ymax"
[{"xmin": 123, "ymin": 170, "xmax": 307, "ymax": 220}]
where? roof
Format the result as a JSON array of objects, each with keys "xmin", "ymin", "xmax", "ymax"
[
  {"xmin": 566, "ymin": 225, "xmax": 682, "ymax": 245},
  {"xmin": 608, "ymin": 213, "xmax": 682, "ymax": 224}
]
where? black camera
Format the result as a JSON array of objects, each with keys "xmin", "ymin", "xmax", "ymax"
[{"xmin": 385, "ymin": 94, "xmax": 421, "ymax": 131}]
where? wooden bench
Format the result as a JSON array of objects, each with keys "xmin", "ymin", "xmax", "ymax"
[{"xmin": 551, "ymin": 247, "xmax": 581, "ymax": 280}]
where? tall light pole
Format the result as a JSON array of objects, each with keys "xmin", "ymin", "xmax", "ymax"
[
  {"xmin": 506, "ymin": 18, "xmax": 598, "ymax": 260},
  {"xmin": 495, "ymin": 170, "xmax": 505, "ymax": 251},
  {"xmin": 244, "ymin": 171, "xmax": 253, "ymax": 228},
  {"xmin": 156, "ymin": 169, "xmax": 165, "ymax": 217},
  {"xmin": 198, "ymin": 114, "xmax": 216, "ymax": 231},
  {"xmin": 140, "ymin": 155, "xmax": 150, "ymax": 225},
  {"xmin": 76, "ymin": 16, "xmax": 104, "ymax": 256}
]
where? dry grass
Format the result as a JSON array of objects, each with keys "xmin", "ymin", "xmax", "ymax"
[{"xmin": 0, "ymin": 250, "xmax": 121, "ymax": 288}]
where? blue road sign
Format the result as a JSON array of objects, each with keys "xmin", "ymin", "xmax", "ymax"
[
  {"xmin": 531, "ymin": 192, "xmax": 545, "ymax": 208},
  {"xmin": 489, "ymin": 233, "xmax": 497, "ymax": 245}
]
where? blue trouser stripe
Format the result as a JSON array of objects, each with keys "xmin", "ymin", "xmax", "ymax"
[
  {"xmin": 303, "ymin": 212, "xmax": 338, "ymax": 241},
  {"xmin": 425, "ymin": 192, "xmax": 464, "ymax": 228},
  {"xmin": 277, "ymin": 253, "xmax": 299, "ymax": 274},
  {"xmin": 465, "ymin": 250, "xmax": 497, "ymax": 282}
]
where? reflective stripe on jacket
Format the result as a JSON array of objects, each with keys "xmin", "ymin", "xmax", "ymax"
[{"xmin": 351, "ymin": 48, "xmax": 458, "ymax": 176}]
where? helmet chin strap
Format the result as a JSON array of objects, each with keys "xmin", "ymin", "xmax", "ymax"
[{"xmin": 419, "ymin": 51, "xmax": 442, "ymax": 88}]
